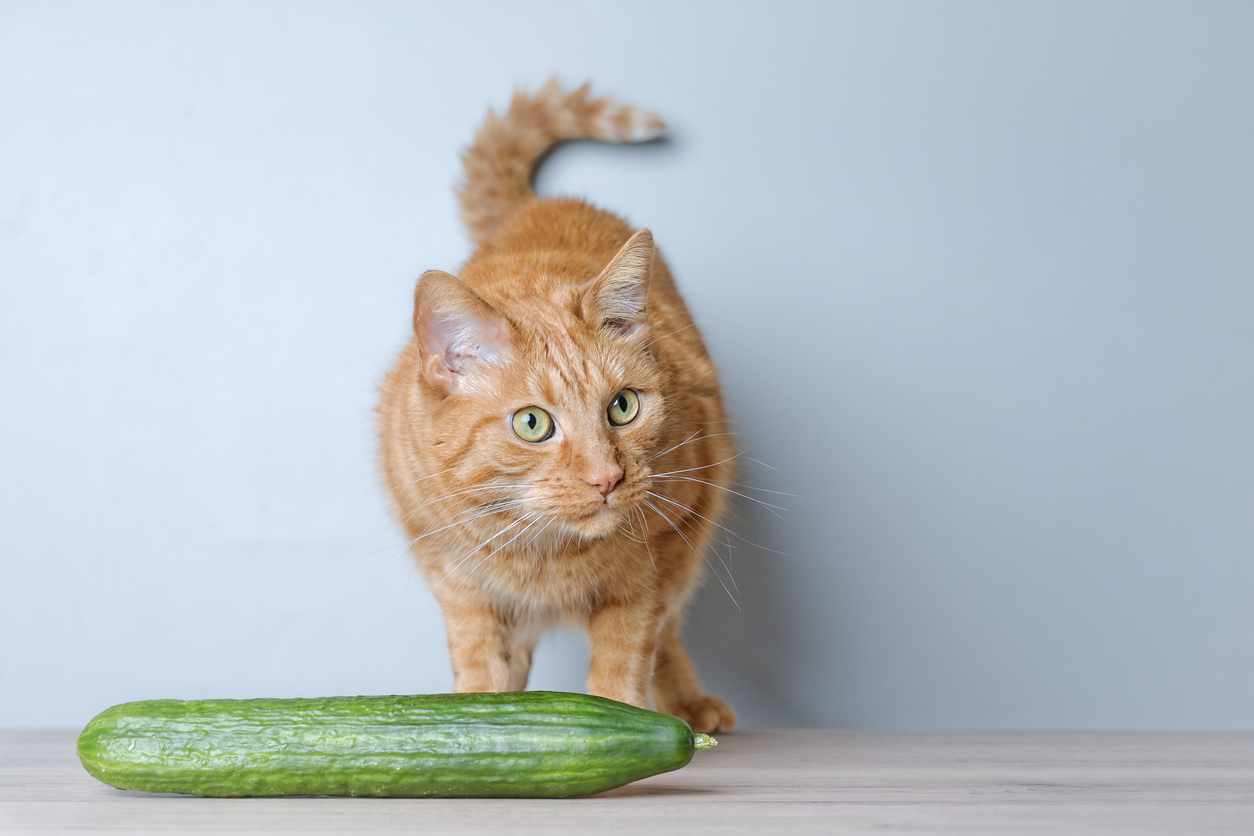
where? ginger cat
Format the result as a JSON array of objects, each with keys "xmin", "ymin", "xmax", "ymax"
[{"xmin": 377, "ymin": 81, "xmax": 735, "ymax": 733}]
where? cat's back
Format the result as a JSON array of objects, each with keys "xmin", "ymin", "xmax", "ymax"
[{"xmin": 472, "ymin": 198, "xmax": 635, "ymax": 267}]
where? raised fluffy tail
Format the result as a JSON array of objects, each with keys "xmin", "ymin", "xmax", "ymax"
[{"xmin": 457, "ymin": 79, "xmax": 666, "ymax": 245}]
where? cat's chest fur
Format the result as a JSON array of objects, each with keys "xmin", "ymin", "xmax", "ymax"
[{"xmin": 413, "ymin": 526, "xmax": 681, "ymax": 619}]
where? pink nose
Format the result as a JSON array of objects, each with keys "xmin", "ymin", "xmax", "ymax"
[{"xmin": 584, "ymin": 469, "xmax": 623, "ymax": 498}]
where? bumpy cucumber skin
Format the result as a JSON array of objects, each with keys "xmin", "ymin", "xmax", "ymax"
[{"xmin": 76, "ymin": 691, "xmax": 700, "ymax": 798}]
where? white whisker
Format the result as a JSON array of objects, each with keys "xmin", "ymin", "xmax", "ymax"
[
  {"xmin": 432, "ymin": 514, "xmax": 533, "ymax": 591},
  {"xmin": 643, "ymin": 498, "xmax": 739, "ymax": 610},
  {"xmin": 409, "ymin": 498, "xmax": 532, "ymax": 545},
  {"xmin": 718, "ymin": 533, "xmax": 740, "ymax": 597},
  {"xmin": 634, "ymin": 506, "xmax": 657, "ymax": 574},
  {"xmin": 646, "ymin": 431, "xmax": 737, "ymax": 464},
  {"xmin": 358, "ymin": 498, "xmax": 526, "ymax": 565},
  {"xmin": 454, "ymin": 514, "xmax": 549, "ymax": 591},
  {"xmin": 649, "ymin": 452, "xmax": 744, "ymax": 478},
  {"xmin": 646, "ymin": 430, "xmax": 702, "ymax": 463},
  {"xmin": 397, "ymin": 483, "xmax": 517, "ymax": 523},
  {"xmin": 646, "ymin": 489, "xmax": 789, "ymax": 557},
  {"xmin": 730, "ymin": 483, "xmax": 802, "ymax": 498},
  {"xmin": 650, "ymin": 474, "xmax": 788, "ymax": 514},
  {"xmin": 523, "ymin": 515, "xmax": 557, "ymax": 550}
]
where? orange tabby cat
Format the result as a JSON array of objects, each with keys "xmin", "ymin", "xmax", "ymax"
[{"xmin": 378, "ymin": 80, "xmax": 735, "ymax": 733}]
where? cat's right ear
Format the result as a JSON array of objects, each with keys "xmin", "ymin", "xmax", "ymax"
[
  {"xmin": 413, "ymin": 271, "xmax": 514, "ymax": 396},
  {"xmin": 582, "ymin": 229, "xmax": 653, "ymax": 338}
]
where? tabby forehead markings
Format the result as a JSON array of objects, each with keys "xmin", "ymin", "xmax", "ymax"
[{"xmin": 530, "ymin": 335, "xmax": 618, "ymax": 419}]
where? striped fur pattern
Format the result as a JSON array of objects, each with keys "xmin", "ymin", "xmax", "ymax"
[
  {"xmin": 457, "ymin": 79, "xmax": 666, "ymax": 246},
  {"xmin": 379, "ymin": 81, "xmax": 734, "ymax": 733}
]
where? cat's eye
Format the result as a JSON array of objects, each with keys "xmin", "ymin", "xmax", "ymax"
[
  {"xmin": 607, "ymin": 389, "xmax": 640, "ymax": 426},
  {"xmin": 511, "ymin": 407, "xmax": 554, "ymax": 443}
]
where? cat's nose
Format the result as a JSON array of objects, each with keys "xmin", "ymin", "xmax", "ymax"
[{"xmin": 584, "ymin": 468, "xmax": 623, "ymax": 498}]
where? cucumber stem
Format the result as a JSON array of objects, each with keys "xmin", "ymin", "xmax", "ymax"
[{"xmin": 694, "ymin": 733, "xmax": 717, "ymax": 750}]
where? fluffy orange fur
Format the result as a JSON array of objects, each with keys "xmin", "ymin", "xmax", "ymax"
[{"xmin": 377, "ymin": 81, "xmax": 735, "ymax": 733}]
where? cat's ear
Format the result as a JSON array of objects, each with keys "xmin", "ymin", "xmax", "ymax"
[
  {"xmin": 582, "ymin": 229, "xmax": 653, "ymax": 337},
  {"xmin": 413, "ymin": 270, "xmax": 514, "ymax": 395}
]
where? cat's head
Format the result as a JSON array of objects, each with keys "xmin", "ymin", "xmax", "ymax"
[{"xmin": 410, "ymin": 230, "xmax": 672, "ymax": 541}]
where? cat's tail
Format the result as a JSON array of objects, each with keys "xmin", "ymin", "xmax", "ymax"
[{"xmin": 457, "ymin": 79, "xmax": 666, "ymax": 245}]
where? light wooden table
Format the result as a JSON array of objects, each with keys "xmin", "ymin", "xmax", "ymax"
[{"xmin": 2, "ymin": 729, "xmax": 1251, "ymax": 834}]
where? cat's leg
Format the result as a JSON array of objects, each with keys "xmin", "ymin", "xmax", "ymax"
[
  {"xmin": 438, "ymin": 596, "xmax": 512, "ymax": 693},
  {"xmin": 649, "ymin": 617, "xmax": 736, "ymax": 733},
  {"xmin": 585, "ymin": 602, "xmax": 660, "ymax": 709},
  {"xmin": 503, "ymin": 624, "xmax": 539, "ymax": 692}
]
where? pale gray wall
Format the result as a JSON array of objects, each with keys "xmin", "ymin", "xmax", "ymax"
[{"xmin": 2, "ymin": 1, "xmax": 1251, "ymax": 729}]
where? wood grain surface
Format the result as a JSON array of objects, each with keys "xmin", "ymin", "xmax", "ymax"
[{"xmin": 2, "ymin": 729, "xmax": 1251, "ymax": 834}]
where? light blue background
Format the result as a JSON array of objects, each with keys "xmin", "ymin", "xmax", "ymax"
[{"xmin": 2, "ymin": 1, "xmax": 1251, "ymax": 729}]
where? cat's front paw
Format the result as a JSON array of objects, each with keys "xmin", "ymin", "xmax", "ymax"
[{"xmin": 673, "ymin": 695, "xmax": 736, "ymax": 734}]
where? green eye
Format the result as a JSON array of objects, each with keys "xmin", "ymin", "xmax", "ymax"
[
  {"xmin": 607, "ymin": 389, "xmax": 640, "ymax": 426},
  {"xmin": 512, "ymin": 407, "xmax": 554, "ymax": 443}
]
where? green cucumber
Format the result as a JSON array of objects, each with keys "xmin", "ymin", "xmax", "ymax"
[{"xmin": 76, "ymin": 691, "xmax": 716, "ymax": 798}]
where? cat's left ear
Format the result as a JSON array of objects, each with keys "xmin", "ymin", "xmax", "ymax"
[{"xmin": 582, "ymin": 229, "xmax": 653, "ymax": 337}]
